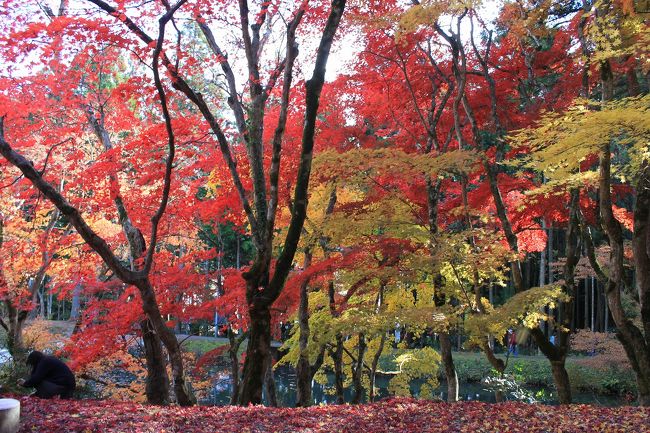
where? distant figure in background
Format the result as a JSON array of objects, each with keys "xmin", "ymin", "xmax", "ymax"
[
  {"xmin": 18, "ymin": 351, "xmax": 75, "ymax": 399},
  {"xmin": 507, "ymin": 329, "xmax": 518, "ymax": 357}
]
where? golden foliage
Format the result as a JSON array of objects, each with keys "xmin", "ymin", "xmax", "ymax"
[
  {"xmin": 512, "ymin": 95, "xmax": 650, "ymax": 181},
  {"xmin": 585, "ymin": 0, "xmax": 650, "ymax": 66},
  {"xmin": 23, "ymin": 318, "xmax": 64, "ymax": 353},
  {"xmin": 397, "ymin": 0, "xmax": 480, "ymax": 39},
  {"xmin": 388, "ymin": 347, "xmax": 441, "ymax": 399},
  {"xmin": 78, "ymin": 350, "xmax": 148, "ymax": 403},
  {"xmin": 464, "ymin": 284, "xmax": 570, "ymax": 346},
  {"xmin": 314, "ymin": 148, "xmax": 479, "ymax": 185}
]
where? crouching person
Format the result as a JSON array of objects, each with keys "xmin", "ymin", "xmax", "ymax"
[{"xmin": 18, "ymin": 351, "xmax": 76, "ymax": 399}]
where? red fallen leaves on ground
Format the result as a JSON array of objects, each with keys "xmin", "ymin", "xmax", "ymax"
[{"xmin": 15, "ymin": 396, "xmax": 650, "ymax": 433}]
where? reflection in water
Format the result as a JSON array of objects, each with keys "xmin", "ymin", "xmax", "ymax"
[{"xmin": 202, "ymin": 366, "xmax": 626, "ymax": 407}]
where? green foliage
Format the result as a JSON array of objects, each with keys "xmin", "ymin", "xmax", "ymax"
[
  {"xmin": 197, "ymin": 221, "xmax": 254, "ymax": 270},
  {"xmin": 0, "ymin": 361, "xmax": 31, "ymax": 395},
  {"xmin": 482, "ymin": 374, "xmax": 539, "ymax": 403},
  {"xmin": 566, "ymin": 361, "xmax": 637, "ymax": 395},
  {"xmin": 451, "ymin": 352, "xmax": 636, "ymax": 396}
]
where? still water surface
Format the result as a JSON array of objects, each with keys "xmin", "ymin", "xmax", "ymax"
[{"xmin": 203, "ymin": 367, "xmax": 626, "ymax": 407}]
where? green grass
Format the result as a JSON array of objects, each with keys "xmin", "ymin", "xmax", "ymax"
[{"xmin": 180, "ymin": 339, "xmax": 227, "ymax": 355}]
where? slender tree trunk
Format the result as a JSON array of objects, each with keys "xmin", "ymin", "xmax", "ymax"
[
  {"xmin": 583, "ymin": 280, "xmax": 588, "ymax": 330},
  {"xmin": 228, "ymin": 331, "xmax": 240, "ymax": 405},
  {"xmin": 368, "ymin": 284, "xmax": 386, "ymax": 402},
  {"xmin": 599, "ymin": 139, "xmax": 650, "ymax": 406},
  {"xmin": 539, "ymin": 219, "xmax": 547, "ymax": 341},
  {"xmin": 480, "ymin": 341, "xmax": 505, "ymax": 402},
  {"xmin": 332, "ymin": 335, "xmax": 345, "ymax": 404},
  {"xmin": 4, "ymin": 303, "xmax": 27, "ymax": 361},
  {"xmin": 426, "ymin": 178, "xmax": 459, "ymax": 403},
  {"xmin": 591, "ymin": 278, "xmax": 595, "ymax": 331},
  {"xmin": 296, "ymin": 250, "xmax": 313, "ymax": 407},
  {"xmin": 369, "ymin": 334, "xmax": 386, "ymax": 402},
  {"xmin": 352, "ymin": 333, "xmax": 366, "ymax": 404},
  {"xmin": 227, "ymin": 327, "xmax": 246, "ymax": 405},
  {"xmin": 327, "ymin": 273, "xmax": 345, "ymax": 404},
  {"xmin": 69, "ymin": 282, "xmax": 81, "ymax": 321},
  {"xmin": 439, "ymin": 332, "xmax": 458, "ymax": 402},
  {"xmin": 47, "ymin": 289, "xmax": 53, "ymax": 319},
  {"xmin": 233, "ymin": 1, "xmax": 346, "ymax": 405}
]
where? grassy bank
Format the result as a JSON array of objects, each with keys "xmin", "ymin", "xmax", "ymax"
[
  {"xmin": 439, "ymin": 352, "xmax": 636, "ymax": 397},
  {"xmin": 179, "ymin": 338, "xmax": 637, "ymax": 398}
]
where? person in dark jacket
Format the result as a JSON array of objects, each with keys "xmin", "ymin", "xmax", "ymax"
[{"xmin": 18, "ymin": 351, "xmax": 75, "ymax": 399}]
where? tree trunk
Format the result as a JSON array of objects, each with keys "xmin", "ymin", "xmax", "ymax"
[
  {"xmin": 227, "ymin": 327, "xmax": 246, "ymax": 405},
  {"xmin": 352, "ymin": 333, "xmax": 366, "ymax": 404},
  {"xmin": 480, "ymin": 340, "xmax": 505, "ymax": 402},
  {"xmin": 551, "ymin": 360, "xmax": 572, "ymax": 404},
  {"xmin": 368, "ymin": 334, "xmax": 386, "ymax": 402},
  {"xmin": 86, "ymin": 99, "xmax": 177, "ymax": 406},
  {"xmin": 238, "ymin": 303, "xmax": 272, "ymax": 405},
  {"xmin": 618, "ymin": 334, "xmax": 650, "ymax": 405},
  {"xmin": 591, "ymin": 277, "xmax": 595, "ymax": 331},
  {"xmin": 47, "ymin": 289, "xmax": 53, "ymax": 319},
  {"xmin": 233, "ymin": 1, "xmax": 346, "ymax": 405},
  {"xmin": 4, "ymin": 303, "xmax": 26, "ymax": 361},
  {"xmin": 439, "ymin": 332, "xmax": 458, "ymax": 402},
  {"xmin": 69, "ymin": 282, "xmax": 82, "ymax": 321},
  {"xmin": 599, "ymin": 141, "xmax": 650, "ymax": 406},
  {"xmin": 628, "ymin": 160, "xmax": 650, "ymax": 405},
  {"xmin": 141, "ymin": 319, "xmax": 170, "ymax": 405},
  {"xmin": 296, "ymin": 251, "xmax": 313, "ymax": 407},
  {"xmin": 327, "ymin": 272, "xmax": 345, "ymax": 405},
  {"xmin": 331, "ymin": 335, "xmax": 345, "ymax": 404},
  {"xmin": 136, "ymin": 279, "xmax": 195, "ymax": 406},
  {"xmin": 485, "ymin": 162, "xmax": 525, "ymax": 293},
  {"xmin": 264, "ymin": 356, "xmax": 278, "ymax": 407}
]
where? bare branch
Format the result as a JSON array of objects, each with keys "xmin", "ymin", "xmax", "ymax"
[
  {"xmin": 267, "ymin": 0, "xmax": 347, "ymax": 302},
  {"xmin": 85, "ymin": 0, "xmax": 262, "ymax": 248},
  {"xmin": 266, "ymin": 4, "xmax": 306, "ymax": 246},
  {"xmin": 143, "ymin": 0, "xmax": 187, "ymax": 274}
]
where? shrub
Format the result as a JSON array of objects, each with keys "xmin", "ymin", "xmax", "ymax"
[{"xmin": 570, "ymin": 329, "xmax": 629, "ymax": 368}]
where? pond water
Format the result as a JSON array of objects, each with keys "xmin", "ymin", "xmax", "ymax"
[{"xmin": 202, "ymin": 367, "xmax": 627, "ymax": 407}]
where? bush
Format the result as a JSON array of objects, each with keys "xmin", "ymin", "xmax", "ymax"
[
  {"xmin": 0, "ymin": 361, "xmax": 32, "ymax": 395},
  {"xmin": 568, "ymin": 330, "xmax": 635, "ymax": 395}
]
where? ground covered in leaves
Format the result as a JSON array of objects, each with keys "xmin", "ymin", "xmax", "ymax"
[{"xmin": 16, "ymin": 396, "xmax": 650, "ymax": 432}]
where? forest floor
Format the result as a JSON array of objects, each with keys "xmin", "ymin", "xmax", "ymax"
[{"xmin": 15, "ymin": 395, "xmax": 650, "ymax": 433}]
